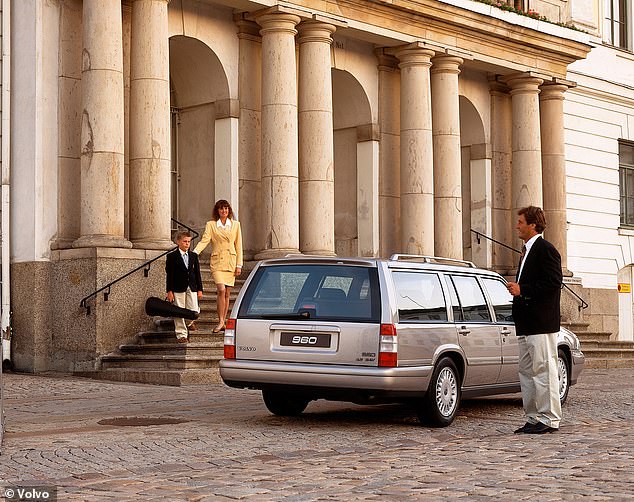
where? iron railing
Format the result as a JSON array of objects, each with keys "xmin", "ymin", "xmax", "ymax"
[
  {"xmin": 470, "ymin": 229, "xmax": 588, "ymax": 312},
  {"xmin": 79, "ymin": 219, "xmax": 199, "ymax": 315}
]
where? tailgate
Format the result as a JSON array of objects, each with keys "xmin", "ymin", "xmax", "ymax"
[{"xmin": 234, "ymin": 319, "xmax": 381, "ymax": 366}]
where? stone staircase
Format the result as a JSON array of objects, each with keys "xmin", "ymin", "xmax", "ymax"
[
  {"xmin": 79, "ymin": 269, "xmax": 247, "ymax": 386},
  {"xmin": 563, "ymin": 322, "xmax": 634, "ymax": 369}
]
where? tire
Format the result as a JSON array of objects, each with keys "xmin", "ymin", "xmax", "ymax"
[
  {"xmin": 417, "ymin": 357, "xmax": 461, "ymax": 427},
  {"xmin": 262, "ymin": 390, "xmax": 309, "ymax": 416},
  {"xmin": 557, "ymin": 349, "xmax": 570, "ymax": 405}
]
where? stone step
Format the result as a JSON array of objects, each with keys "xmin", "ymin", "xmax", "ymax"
[
  {"xmin": 577, "ymin": 331, "xmax": 612, "ymax": 342},
  {"xmin": 581, "ymin": 347, "xmax": 634, "ymax": 360},
  {"xmin": 75, "ymin": 368, "xmax": 221, "ymax": 386},
  {"xmin": 580, "ymin": 340, "xmax": 634, "ymax": 349},
  {"xmin": 119, "ymin": 342, "xmax": 223, "ymax": 356},
  {"xmin": 100, "ymin": 354, "xmax": 222, "ymax": 370},
  {"xmin": 583, "ymin": 358, "xmax": 634, "ymax": 369},
  {"xmin": 138, "ymin": 330, "xmax": 224, "ymax": 344},
  {"xmin": 561, "ymin": 321, "xmax": 591, "ymax": 332}
]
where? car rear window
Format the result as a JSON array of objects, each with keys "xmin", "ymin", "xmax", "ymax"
[{"xmin": 238, "ymin": 264, "xmax": 381, "ymax": 322}]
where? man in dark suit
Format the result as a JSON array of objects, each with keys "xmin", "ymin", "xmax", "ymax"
[
  {"xmin": 166, "ymin": 231, "xmax": 203, "ymax": 343},
  {"xmin": 506, "ymin": 206, "xmax": 563, "ymax": 434}
]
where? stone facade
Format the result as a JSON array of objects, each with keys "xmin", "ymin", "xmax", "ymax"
[{"xmin": 2, "ymin": 0, "xmax": 633, "ymax": 372}]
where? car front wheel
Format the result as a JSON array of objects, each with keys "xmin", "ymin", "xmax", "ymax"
[
  {"xmin": 417, "ymin": 357, "xmax": 461, "ymax": 427},
  {"xmin": 558, "ymin": 349, "xmax": 570, "ymax": 404},
  {"xmin": 262, "ymin": 390, "xmax": 309, "ymax": 416}
]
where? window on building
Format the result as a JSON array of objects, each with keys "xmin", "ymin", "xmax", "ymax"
[
  {"xmin": 620, "ymin": 140, "xmax": 634, "ymax": 227},
  {"xmin": 605, "ymin": 0, "xmax": 632, "ymax": 51}
]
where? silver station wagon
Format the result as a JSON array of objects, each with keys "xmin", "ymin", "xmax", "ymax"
[{"xmin": 220, "ymin": 255, "xmax": 584, "ymax": 427}]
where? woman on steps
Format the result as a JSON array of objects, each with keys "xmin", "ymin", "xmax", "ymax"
[{"xmin": 194, "ymin": 199, "xmax": 243, "ymax": 333}]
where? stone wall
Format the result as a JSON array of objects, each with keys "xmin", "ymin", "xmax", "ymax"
[{"xmin": 11, "ymin": 249, "xmax": 166, "ymax": 373}]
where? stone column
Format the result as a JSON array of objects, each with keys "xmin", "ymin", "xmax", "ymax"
[
  {"xmin": 255, "ymin": 10, "xmax": 301, "ymax": 259},
  {"xmin": 375, "ymin": 49, "xmax": 401, "ymax": 258},
  {"xmin": 298, "ymin": 20, "xmax": 337, "ymax": 256},
  {"xmin": 540, "ymin": 81, "xmax": 571, "ymax": 274},
  {"xmin": 235, "ymin": 15, "xmax": 262, "ymax": 261},
  {"xmin": 128, "ymin": 0, "xmax": 172, "ymax": 249},
  {"xmin": 53, "ymin": 1, "xmax": 82, "ymax": 250},
  {"xmin": 505, "ymin": 74, "xmax": 544, "ymax": 219},
  {"xmin": 489, "ymin": 77, "xmax": 514, "ymax": 274},
  {"xmin": 431, "ymin": 54, "xmax": 463, "ymax": 260},
  {"xmin": 73, "ymin": 0, "xmax": 131, "ymax": 249},
  {"xmin": 395, "ymin": 44, "xmax": 436, "ymax": 256}
]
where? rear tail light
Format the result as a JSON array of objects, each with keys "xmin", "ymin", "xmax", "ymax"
[
  {"xmin": 224, "ymin": 318, "xmax": 236, "ymax": 359},
  {"xmin": 379, "ymin": 323, "xmax": 397, "ymax": 367}
]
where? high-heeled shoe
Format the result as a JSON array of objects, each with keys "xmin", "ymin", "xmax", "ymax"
[{"xmin": 212, "ymin": 324, "xmax": 225, "ymax": 333}]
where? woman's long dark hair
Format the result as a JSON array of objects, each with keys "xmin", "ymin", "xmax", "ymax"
[{"xmin": 212, "ymin": 199, "xmax": 234, "ymax": 221}]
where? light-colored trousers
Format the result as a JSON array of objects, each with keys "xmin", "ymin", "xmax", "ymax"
[
  {"xmin": 173, "ymin": 288, "xmax": 200, "ymax": 339},
  {"xmin": 517, "ymin": 332, "xmax": 562, "ymax": 428}
]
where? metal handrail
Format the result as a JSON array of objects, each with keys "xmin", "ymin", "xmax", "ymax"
[
  {"xmin": 470, "ymin": 229, "xmax": 588, "ymax": 312},
  {"xmin": 79, "ymin": 219, "xmax": 199, "ymax": 315}
]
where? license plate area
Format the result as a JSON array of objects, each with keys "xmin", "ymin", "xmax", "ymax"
[{"xmin": 280, "ymin": 332, "xmax": 331, "ymax": 348}]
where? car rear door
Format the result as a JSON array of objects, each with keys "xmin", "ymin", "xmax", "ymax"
[
  {"xmin": 391, "ymin": 270, "xmax": 457, "ymax": 367},
  {"xmin": 448, "ymin": 274, "xmax": 501, "ymax": 387},
  {"xmin": 481, "ymin": 277, "xmax": 518, "ymax": 384},
  {"xmin": 234, "ymin": 262, "xmax": 382, "ymax": 366}
]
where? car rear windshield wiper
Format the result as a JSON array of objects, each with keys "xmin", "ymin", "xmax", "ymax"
[{"xmin": 259, "ymin": 312, "xmax": 312, "ymax": 319}]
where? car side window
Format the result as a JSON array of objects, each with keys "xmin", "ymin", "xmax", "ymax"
[
  {"xmin": 393, "ymin": 271, "xmax": 448, "ymax": 322},
  {"xmin": 447, "ymin": 276, "xmax": 463, "ymax": 322},
  {"xmin": 450, "ymin": 275, "xmax": 491, "ymax": 322},
  {"xmin": 482, "ymin": 278, "xmax": 513, "ymax": 323}
]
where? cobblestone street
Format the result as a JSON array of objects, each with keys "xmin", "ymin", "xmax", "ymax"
[{"xmin": 0, "ymin": 368, "xmax": 633, "ymax": 501}]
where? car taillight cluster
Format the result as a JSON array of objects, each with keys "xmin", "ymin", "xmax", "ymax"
[
  {"xmin": 224, "ymin": 318, "xmax": 236, "ymax": 359},
  {"xmin": 378, "ymin": 323, "xmax": 397, "ymax": 367}
]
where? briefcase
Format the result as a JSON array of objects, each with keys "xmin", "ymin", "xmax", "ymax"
[{"xmin": 144, "ymin": 296, "xmax": 199, "ymax": 320}]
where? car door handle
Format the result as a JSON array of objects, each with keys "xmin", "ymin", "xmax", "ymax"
[
  {"xmin": 500, "ymin": 328, "xmax": 512, "ymax": 336},
  {"xmin": 458, "ymin": 327, "xmax": 470, "ymax": 336}
]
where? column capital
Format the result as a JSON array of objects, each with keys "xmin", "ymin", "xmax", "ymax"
[
  {"xmin": 254, "ymin": 8, "xmax": 302, "ymax": 35},
  {"xmin": 234, "ymin": 14, "xmax": 262, "ymax": 41},
  {"xmin": 430, "ymin": 54, "xmax": 463, "ymax": 75},
  {"xmin": 502, "ymin": 73, "xmax": 544, "ymax": 95},
  {"xmin": 374, "ymin": 48, "xmax": 400, "ymax": 72},
  {"xmin": 539, "ymin": 82, "xmax": 570, "ymax": 102},
  {"xmin": 297, "ymin": 19, "xmax": 337, "ymax": 44},
  {"xmin": 393, "ymin": 44, "xmax": 435, "ymax": 69},
  {"xmin": 488, "ymin": 74, "xmax": 510, "ymax": 95}
]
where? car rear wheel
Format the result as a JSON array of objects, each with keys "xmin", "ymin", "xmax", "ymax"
[
  {"xmin": 262, "ymin": 390, "xmax": 309, "ymax": 416},
  {"xmin": 417, "ymin": 357, "xmax": 461, "ymax": 427},
  {"xmin": 558, "ymin": 349, "xmax": 570, "ymax": 404}
]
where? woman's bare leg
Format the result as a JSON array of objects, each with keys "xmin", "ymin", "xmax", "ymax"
[
  {"xmin": 223, "ymin": 286, "xmax": 232, "ymax": 323},
  {"xmin": 215, "ymin": 283, "xmax": 226, "ymax": 332}
]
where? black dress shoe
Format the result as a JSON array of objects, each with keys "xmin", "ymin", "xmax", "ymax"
[
  {"xmin": 525, "ymin": 422, "xmax": 558, "ymax": 434},
  {"xmin": 514, "ymin": 422, "xmax": 537, "ymax": 434}
]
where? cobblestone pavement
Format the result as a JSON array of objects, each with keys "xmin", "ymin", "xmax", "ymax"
[{"xmin": 0, "ymin": 368, "xmax": 633, "ymax": 501}]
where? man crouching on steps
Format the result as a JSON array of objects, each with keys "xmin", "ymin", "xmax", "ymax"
[{"xmin": 166, "ymin": 231, "xmax": 203, "ymax": 343}]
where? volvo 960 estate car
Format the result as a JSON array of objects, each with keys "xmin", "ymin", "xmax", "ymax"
[{"xmin": 219, "ymin": 255, "xmax": 584, "ymax": 427}]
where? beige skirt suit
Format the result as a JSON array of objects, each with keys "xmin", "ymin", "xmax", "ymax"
[{"xmin": 194, "ymin": 219, "xmax": 243, "ymax": 286}]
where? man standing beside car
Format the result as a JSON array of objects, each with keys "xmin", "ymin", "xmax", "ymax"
[{"xmin": 506, "ymin": 206, "xmax": 563, "ymax": 434}]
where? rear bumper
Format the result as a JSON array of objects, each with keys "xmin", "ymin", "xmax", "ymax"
[{"xmin": 220, "ymin": 359, "xmax": 433, "ymax": 395}]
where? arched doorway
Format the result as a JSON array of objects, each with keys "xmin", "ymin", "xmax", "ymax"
[
  {"xmin": 169, "ymin": 35, "xmax": 230, "ymax": 233},
  {"xmin": 459, "ymin": 95, "xmax": 489, "ymax": 267},
  {"xmin": 332, "ymin": 69, "xmax": 374, "ymax": 256}
]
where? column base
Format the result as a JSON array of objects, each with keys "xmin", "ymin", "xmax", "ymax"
[
  {"xmin": 300, "ymin": 249, "xmax": 337, "ymax": 257},
  {"xmin": 131, "ymin": 238, "xmax": 175, "ymax": 251},
  {"xmin": 72, "ymin": 235, "xmax": 133, "ymax": 249},
  {"xmin": 50, "ymin": 238, "xmax": 77, "ymax": 250},
  {"xmin": 254, "ymin": 248, "xmax": 301, "ymax": 260}
]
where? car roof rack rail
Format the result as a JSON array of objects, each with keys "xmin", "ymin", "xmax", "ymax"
[{"xmin": 389, "ymin": 254, "xmax": 476, "ymax": 268}]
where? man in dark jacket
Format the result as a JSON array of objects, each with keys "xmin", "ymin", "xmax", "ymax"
[
  {"xmin": 166, "ymin": 231, "xmax": 203, "ymax": 342},
  {"xmin": 506, "ymin": 206, "xmax": 563, "ymax": 434}
]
